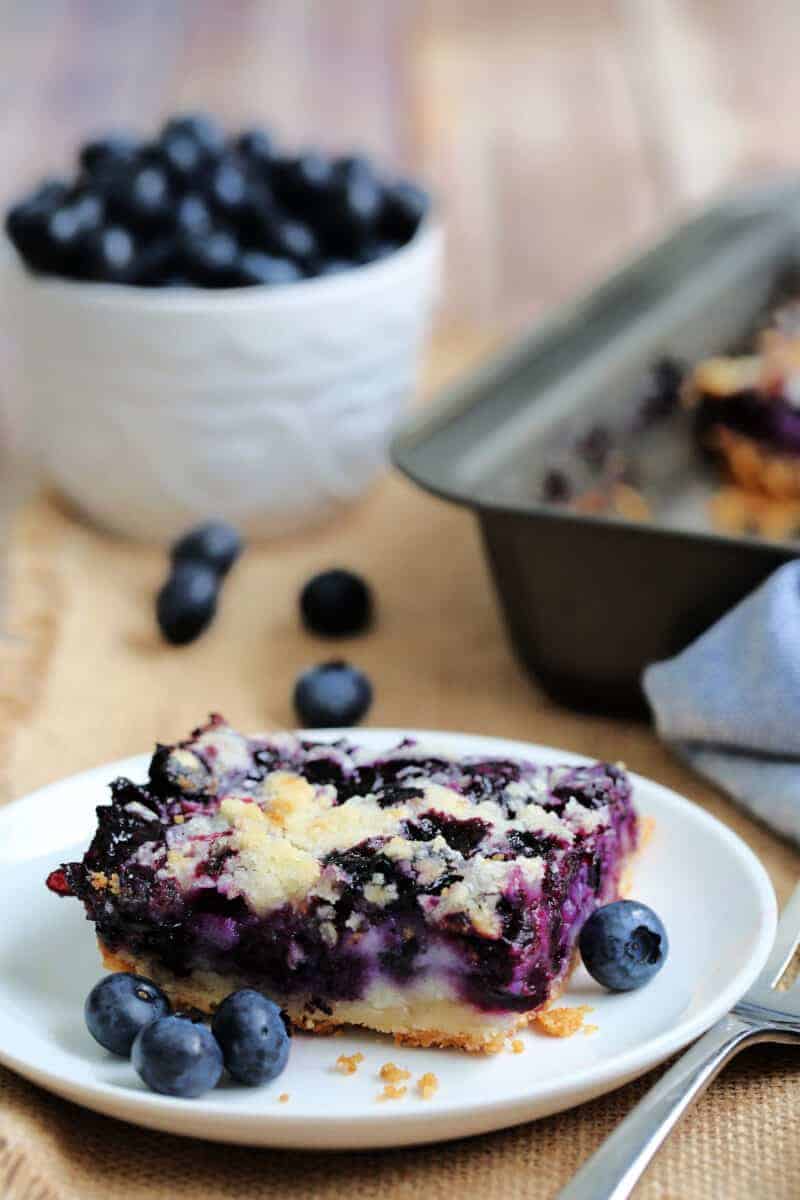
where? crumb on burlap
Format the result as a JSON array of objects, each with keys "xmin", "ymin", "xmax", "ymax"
[
  {"xmin": 278, "ymin": 1093, "xmax": 290, "ymax": 1103},
  {"xmin": 536, "ymin": 1005, "xmax": 594, "ymax": 1038},
  {"xmin": 335, "ymin": 1052, "xmax": 365, "ymax": 1075},
  {"xmin": 379, "ymin": 1062, "xmax": 411, "ymax": 1084},
  {"xmin": 378, "ymin": 1083, "xmax": 407, "ymax": 1101},
  {"xmin": 511, "ymin": 1038, "xmax": 525, "ymax": 1054},
  {"xmin": 418, "ymin": 1072, "xmax": 439, "ymax": 1100}
]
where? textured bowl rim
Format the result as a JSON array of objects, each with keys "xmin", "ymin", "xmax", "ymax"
[{"xmin": 0, "ymin": 220, "xmax": 442, "ymax": 313}]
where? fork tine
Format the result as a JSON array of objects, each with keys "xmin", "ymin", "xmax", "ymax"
[{"xmin": 758, "ymin": 883, "xmax": 800, "ymax": 988}]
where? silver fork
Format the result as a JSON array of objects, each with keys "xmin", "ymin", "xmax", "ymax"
[{"xmin": 557, "ymin": 883, "xmax": 800, "ymax": 1200}]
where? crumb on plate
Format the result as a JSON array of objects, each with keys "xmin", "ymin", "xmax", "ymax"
[
  {"xmin": 378, "ymin": 1083, "xmax": 407, "ymax": 1101},
  {"xmin": 536, "ymin": 1005, "xmax": 594, "ymax": 1038},
  {"xmin": 379, "ymin": 1062, "xmax": 411, "ymax": 1084},
  {"xmin": 278, "ymin": 1092, "xmax": 289, "ymax": 1103},
  {"xmin": 418, "ymin": 1072, "xmax": 439, "ymax": 1100},
  {"xmin": 335, "ymin": 1052, "xmax": 365, "ymax": 1075},
  {"xmin": 511, "ymin": 1038, "xmax": 525, "ymax": 1054},
  {"xmin": 583, "ymin": 1024, "xmax": 599, "ymax": 1036}
]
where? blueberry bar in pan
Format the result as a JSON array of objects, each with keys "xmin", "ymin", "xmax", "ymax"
[
  {"xmin": 48, "ymin": 717, "xmax": 638, "ymax": 1052},
  {"xmin": 688, "ymin": 304, "xmax": 800, "ymax": 500}
]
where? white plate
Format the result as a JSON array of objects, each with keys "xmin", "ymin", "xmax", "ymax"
[{"xmin": 0, "ymin": 729, "xmax": 776, "ymax": 1150}]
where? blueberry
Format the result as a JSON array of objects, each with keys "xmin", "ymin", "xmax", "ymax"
[
  {"xmin": 133, "ymin": 236, "xmax": 178, "ymax": 287},
  {"xmin": 171, "ymin": 520, "xmax": 243, "ymax": 577},
  {"xmin": 236, "ymin": 128, "xmax": 276, "ymax": 169},
  {"xmin": 206, "ymin": 159, "xmax": 250, "ymax": 219},
  {"xmin": 271, "ymin": 152, "xmax": 335, "ymax": 212},
  {"xmin": 211, "ymin": 989, "xmax": 289, "ymax": 1086},
  {"xmin": 44, "ymin": 205, "xmax": 90, "ymax": 273},
  {"xmin": 357, "ymin": 240, "xmax": 399, "ymax": 265},
  {"xmin": 335, "ymin": 154, "xmax": 376, "ymax": 183},
  {"xmin": 133, "ymin": 164, "xmax": 172, "ymax": 222},
  {"xmin": 113, "ymin": 163, "xmax": 173, "ymax": 233},
  {"xmin": 85, "ymin": 972, "xmax": 171, "ymax": 1057},
  {"xmin": 156, "ymin": 561, "xmax": 219, "ymax": 645},
  {"xmin": 5, "ymin": 180, "xmax": 70, "ymax": 271},
  {"xmin": 300, "ymin": 569, "xmax": 372, "ymax": 636},
  {"xmin": 316, "ymin": 173, "xmax": 382, "ymax": 256},
  {"xmin": 541, "ymin": 468, "xmax": 572, "ymax": 503},
  {"xmin": 235, "ymin": 251, "xmax": 302, "ymax": 287},
  {"xmin": 330, "ymin": 173, "xmax": 383, "ymax": 240},
  {"xmin": 579, "ymin": 900, "xmax": 668, "ymax": 991},
  {"xmin": 294, "ymin": 661, "xmax": 372, "ymax": 727},
  {"xmin": 634, "ymin": 357, "xmax": 686, "ymax": 429},
  {"xmin": 76, "ymin": 185, "xmax": 106, "ymax": 223},
  {"xmin": 161, "ymin": 112, "xmax": 226, "ymax": 158},
  {"xmin": 79, "ymin": 134, "xmax": 139, "ymax": 178},
  {"xmin": 576, "ymin": 425, "xmax": 612, "ymax": 470},
  {"xmin": 175, "ymin": 193, "xmax": 214, "ymax": 239},
  {"xmin": 380, "ymin": 180, "xmax": 429, "ymax": 244},
  {"xmin": 261, "ymin": 215, "xmax": 318, "ymax": 267},
  {"xmin": 181, "ymin": 230, "xmax": 240, "ymax": 287},
  {"xmin": 44, "ymin": 194, "xmax": 105, "ymax": 274},
  {"xmin": 80, "ymin": 225, "xmax": 137, "ymax": 283},
  {"xmin": 131, "ymin": 1015, "xmax": 223, "ymax": 1097},
  {"xmin": 159, "ymin": 130, "xmax": 207, "ymax": 184}
]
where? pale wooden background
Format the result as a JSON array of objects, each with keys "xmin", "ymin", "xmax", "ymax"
[{"xmin": 2, "ymin": 0, "xmax": 800, "ymax": 339}]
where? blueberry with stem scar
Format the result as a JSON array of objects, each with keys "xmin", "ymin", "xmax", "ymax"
[
  {"xmin": 579, "ymin": 900, "xmax": 668, "ymax": 991},
  {"xmin": 85, "ymin": 973, "xmax": 171, "ymax": 1057}
]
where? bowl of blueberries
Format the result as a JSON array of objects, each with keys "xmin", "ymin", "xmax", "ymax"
[{"xmin": 2, "ymin": 113, "xmax": 440, "ymax": 541}]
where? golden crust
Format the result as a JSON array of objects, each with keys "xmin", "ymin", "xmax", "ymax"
[
  {"xmin": 573, "ymin": 483, "xmax": 651, "ymax": 523},
  {"xmin": 713, "ymin": 427, "xmax": 800, "ymax": 500},
  {"xmin": 686, "ymin": 355, "xmax": 762, "ymax": 399},
  {"xmin": 392, "ymin": 1024, "xmax": 512, "ymax": 1054},
  {"xmin": 710, "ymin": 484, "xmax": 800, "ymax": 538}
]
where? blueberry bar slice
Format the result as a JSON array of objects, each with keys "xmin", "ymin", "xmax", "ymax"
[{"xmin": 48, "ymin": 717, "xmax": 638, "ymax": 1052}]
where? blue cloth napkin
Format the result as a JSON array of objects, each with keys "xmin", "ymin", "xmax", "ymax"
[{"xmin": 642, "ymin": 560, "xmax": 800, "ymax": 844}]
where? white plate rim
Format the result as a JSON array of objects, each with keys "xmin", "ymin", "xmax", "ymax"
[{"xmin": 0, "ymin": 728, "xmax": 778, "ymax": 1148}]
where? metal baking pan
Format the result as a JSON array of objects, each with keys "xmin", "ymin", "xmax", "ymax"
[{"xmin": 392, "ymin": 179, "xmax": 800, "ymax": 715}]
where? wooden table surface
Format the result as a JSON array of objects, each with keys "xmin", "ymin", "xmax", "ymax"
[{"xmin": 1, "ymin": 0, "xmax": 800, "ymax": 340}]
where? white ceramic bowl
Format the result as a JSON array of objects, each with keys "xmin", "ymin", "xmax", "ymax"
[{"xmin": 0, "ymin": 225, "xmax": 441, "ymax": 540}]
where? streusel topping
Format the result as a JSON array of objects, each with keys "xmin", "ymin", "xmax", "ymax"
[{"xmin": 143, "ymin": 724, "xmax": 624, "ymax": 935}]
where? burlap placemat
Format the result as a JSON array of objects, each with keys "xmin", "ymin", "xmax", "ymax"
[{"xmin": 1, "ymin": 437, "xmax": 799, "ymax": 1197}]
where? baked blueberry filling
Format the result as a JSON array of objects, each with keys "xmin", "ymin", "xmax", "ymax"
[
  {"xmin": 48, "ymin": 717, "xmax": 638, "ymax": 1028},
  {"xmin": 694, "ymin": 388, "xmax": 800, "ymax": 456}
]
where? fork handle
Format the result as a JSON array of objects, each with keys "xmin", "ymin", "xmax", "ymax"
[{"xmin": 556, "ymin": 1014, "xmax": 782, "ymax": 1200}]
